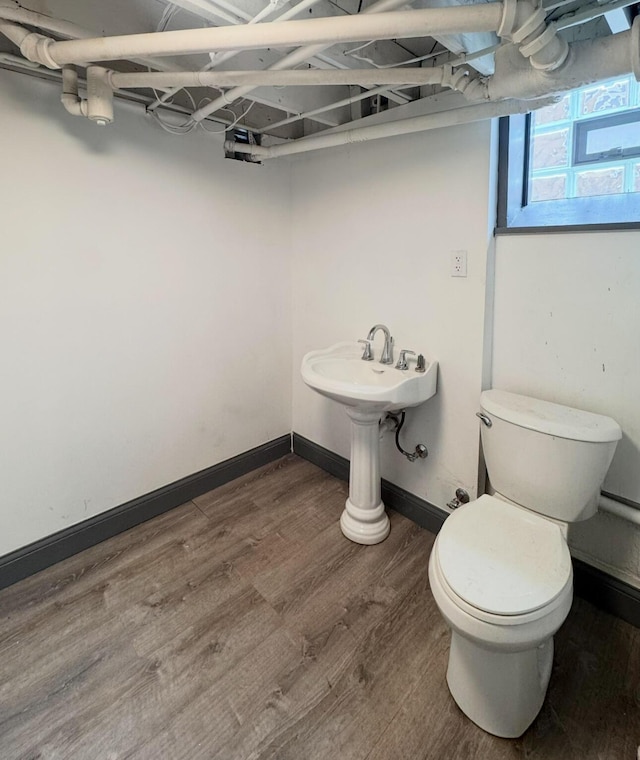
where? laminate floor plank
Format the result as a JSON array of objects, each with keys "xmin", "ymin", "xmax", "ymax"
[
  {"xmin": 1, "ymin": 454, "xmax": 640, "ymax": 760},
  {"xmin": 249, "ymin": 572, "xmax": 446, "ymax": 760},
  {"xmin": 0, "ymin": 501, "xmax": 207, "ymax": 620}
]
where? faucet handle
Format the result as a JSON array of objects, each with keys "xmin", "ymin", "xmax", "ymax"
[
  {"xmin": 395, "ymin": 349, "xmax": 416, "ymax": 371},
  {"xmin": 358, "ymin": 339, "xmax": 373, "ymax": 361},
  {"xmin": 415, "ymin": 354, "xmax": 426, "ymax": 373}
]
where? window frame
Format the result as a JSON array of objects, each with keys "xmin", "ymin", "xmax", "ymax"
[
  {"xmin": 573, "ymin": 109, "xmax": 640, "ymax": 166},
  {"xmin": 496, "ymin": 113, "xmax": 640, "ymax": 235}
]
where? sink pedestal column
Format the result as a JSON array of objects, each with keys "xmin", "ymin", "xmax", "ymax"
[{"xmin": 340, "ymin": 407, "xmax": 390, "ymax": 545}]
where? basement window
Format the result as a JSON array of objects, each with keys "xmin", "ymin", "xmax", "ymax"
[{"xmin": 497, "ymin": 75, "xmax": 640, "ymax": 233}]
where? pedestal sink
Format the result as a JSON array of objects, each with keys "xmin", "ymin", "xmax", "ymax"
[{"xmin": 301, "ymin": 341, "xmax": 438, "ymax": 544}]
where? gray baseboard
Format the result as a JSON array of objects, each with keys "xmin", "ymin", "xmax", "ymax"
[
  {"xmin": 0, "ymin": 434, "xmax": 291, "ymax": 591},
  {"xmin": 292, "ymin": 432, "xmax": 640, "ymax": 629},
  {"xmin": 292, "ymin": 433, "xmax": 446, "ymax": 535}
]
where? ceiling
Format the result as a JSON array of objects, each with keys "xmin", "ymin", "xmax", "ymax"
[{"xmin": 0, "ymin": 0, "xmax": 637, "ymax": 145}]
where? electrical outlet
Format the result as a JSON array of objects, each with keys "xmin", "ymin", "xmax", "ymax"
[{"xmin": 451, "ymin": 250, "xmax": 467, "ymax": 277}]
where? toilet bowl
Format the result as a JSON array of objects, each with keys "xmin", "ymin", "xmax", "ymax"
[
  {"xmin": 428, "ymin": 495, "xmax": 573, "ymax": 738},
  {"xmin": 429, "ymin": 390, "xmax": 621, "ymax": 738}
]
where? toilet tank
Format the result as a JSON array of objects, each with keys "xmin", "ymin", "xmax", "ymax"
[{"xmin": 479, "ymin": 390, "xmax": 622, "ymax": 522}]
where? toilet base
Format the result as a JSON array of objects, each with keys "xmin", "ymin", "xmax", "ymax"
[{"xmin": 446, "ymin": 630, "xmax": 554, "ymax": 738}]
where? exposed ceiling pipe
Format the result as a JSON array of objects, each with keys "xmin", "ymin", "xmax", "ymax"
[
  {"xmin": 224, "ymin": 97, "xmax": 554, "ymax": 159},
  {"xmin": 0, "ymin": 50, "xmax": 40, "ymax": 68},
  {"xmin": 60, "ymin": 65, "xmax": 87, "ymax": 117},
  {"xmin": 488, "ymin": 18, "xmax": 640, "ymax": 100},
  {"xmin": 0, "ymin": 3, "xmax": 191, "ymax": 73},
  {"xmin": 109, "ymin": 67, "xmax": 477, "ymax": 88},
  {"xmin": 219, "ymin": 9, "xmax": 640, "ymax": 160},
  {"xmin": 0, "ymin": 19, "xmax": 28, "ymax": 48},
  {"xmin": 255, "ymin": 42, "xmax": 504, "ymax": 134},
  {"xmin": 12, "ymin": 5, "xmax": 505, "ymax": 68},
  {"xmin": 499, "ymin": 0, "xmax": 568, "ymax": 70},
  {"xmin": 0, "ymin": 4, "xmax": 95, "ymax": 40}
]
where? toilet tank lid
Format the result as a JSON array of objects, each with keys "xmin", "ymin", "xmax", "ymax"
[{"xmin": 480, "ymin": 390, "xmax": 622, "ymax": 443}]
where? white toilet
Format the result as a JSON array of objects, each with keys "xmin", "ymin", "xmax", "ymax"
[{"xmin": 428, "ymin": 389, "xmax": 622, "ymax": 738}]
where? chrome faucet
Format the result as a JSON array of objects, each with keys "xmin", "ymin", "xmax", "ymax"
[{"xmin": 366, "ymin": 324, "xmax": 394, "ymax": 365}]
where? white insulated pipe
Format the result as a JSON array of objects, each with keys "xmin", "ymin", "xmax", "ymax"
[
  {"xmin": 489, "ymin": 20, "xmax": 639, "ymax": 101},
  {"xmin": 0, "ymin": 5, "xmax": 94, "ymax": 40},
  {"xmin": 0, "ymin": 5, "xmax": 195, "ymax": 74},
  {"xmin": 0, "ymin": 19, "xmax": 29, "ymax": 48},
  {"xmin": 599, "ymin": 493, "xmax": 640, "ymax": 526},
  {"xmin": 110, "ymin": 68, "xmax": 461, "ymax": 89},
  {"xmin": 60, "ymin": 65, "xmax": 87, "ymax": 117},
  {"xmin": 19, "ymin": 6, "xmax": 505, "ymax": 68},
  {"xmin": 224, "ymin": 97, "xmax": 553, "ymax": 159}
]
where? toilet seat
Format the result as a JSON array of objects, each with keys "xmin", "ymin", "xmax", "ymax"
[{"xmin": 435, "ymin": 495, "xmax": 573, "ymax": 623}]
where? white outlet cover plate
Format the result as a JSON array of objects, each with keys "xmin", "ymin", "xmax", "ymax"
[{"xmin": 451, "ymin": 250, "xmax": 467, "ymax": 277}]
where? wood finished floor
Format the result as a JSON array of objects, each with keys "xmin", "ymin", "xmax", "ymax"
[{"xmin": 1, "ymin": 455, "xmax": 639, "ymax": 760}]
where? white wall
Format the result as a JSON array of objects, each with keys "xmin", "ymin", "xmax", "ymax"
[
  {"xmin": 3, "ymin": 65, "xmax": 638, "ymax": 590},
  {"xmin": 493, "ymin": 231, "xmax": 640, "ymax": 584},
  {"xmin": 289, "ymin": 122, "xmax": 640, "ymax": 589},
  {"xmin": 290, "ymin": 121, "xmax": 497, "ymax": 509},
  {"xmin": 0, "ymin": 70, "xmax": 292, "ymax": 555}
]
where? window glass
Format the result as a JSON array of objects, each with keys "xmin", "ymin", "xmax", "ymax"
[
  {"xmin": 527, "ymin": 74, "xmax": 640, "ymax": 203},
  {"xmin": 497, "ymin": 74, "xmax": 640, "ymax": 232}
]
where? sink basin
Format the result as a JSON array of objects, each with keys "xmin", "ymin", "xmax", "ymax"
[
  {"xmin": 301, "ymin": 341, "xmax": 438, "ymax": 412},
  {"xmin": 301, "ymin": 340, "xmax": 438, "ymax": 545}
]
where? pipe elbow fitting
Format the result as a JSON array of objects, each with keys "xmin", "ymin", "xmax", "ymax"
[
  {"xmin": 60, "ymin": 93, "xmax": 88, "ymax": 117},
  {"xmin": 439, "ymin": 65, "xmax": 489, "ymax": 101},
  {"xmin": 499, "ymin": 0, "xmax": 569, "ymax": 72},
  {"xmin": 20, "ymin": 32, "xmax": 60, "ymax": 69},
  {"xmin": 461, "ymin": 77, "xmax": 490, "ymax": 101}
]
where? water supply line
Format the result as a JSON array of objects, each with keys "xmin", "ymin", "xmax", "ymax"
[{"xmin": 382, "ymin": 412, "xmax": 429, "ymax": 463}]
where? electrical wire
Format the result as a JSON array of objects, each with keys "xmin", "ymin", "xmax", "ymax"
[
  {"xmin": 157, "ymin": 4, "xmax": 181, "ymax": 32},
  {"xmin": 345, "ymin": 39, "xmax": 443, "ymax": 69},
  {"xmin": 151, "ymin": 110, "xmax": 199, "ymax": 134},
  {"xmin": 145, "ymin": 6, "xmax": 201, "ymax": 137},
  {"xmin": 199, "ymin": 100, "xmax": 256, "ymax": 133}
]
